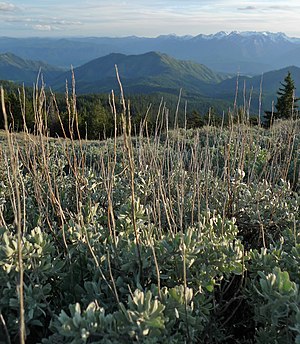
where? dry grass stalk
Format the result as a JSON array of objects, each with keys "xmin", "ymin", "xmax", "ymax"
[{"xmin": 1, "ymin": 86, "xmax": 26, "ymax": 344}]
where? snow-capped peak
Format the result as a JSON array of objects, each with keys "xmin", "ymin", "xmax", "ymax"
[
  {"xmin": 157, "ymin": 34, "xmax": 193, "ymax": 40},
  {"xmin": 193, "ymin": 31, "xmax": 299, "ymax": 43}
]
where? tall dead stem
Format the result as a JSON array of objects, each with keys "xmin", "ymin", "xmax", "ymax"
[
  {"xmin": 1, "ymin": 86, "xmax": 25, "ymax": 344},
  {"xmin": 115, "ymin": 65, "xmax": 144, "ymax": 284}
]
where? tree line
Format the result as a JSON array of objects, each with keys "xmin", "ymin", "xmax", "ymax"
[
  {"xmin": 0, "ymin": 72, "xmax": 299, "ymax": 139},
  {"xmin": 0, "ymin": 82, "xmax": 228, "ymax": 139}
]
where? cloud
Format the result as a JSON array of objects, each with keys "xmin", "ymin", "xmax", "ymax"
[
  {"xmin": 269, "ymin": 5, "xmax": 285, "ymax": 9},
  {"xmin": 28, "ymin": 18, "xmax": 82, "ymax": 32},
  {"xmin": 0, "ymin": 2, "xmax": 17, "ymax": 11},
  {"xmin": 32, "ymin": 24, "xmax": 52, "ymax": 31},
  {"xmin": 2, "ymin": 0, "xmax": 300, "ymax": 38},
  {"xmin": 51, "ymin": 19, "xmax": 82, "ymax": 26},
  {"xmin": 5, "ymin": 16, "xmax": 82, "ymax": 27},
  {"xmin": 237, "ymin": 6, "xmax": 257, "ymax": 11},
  {"xmin": 267, "ymin": 5, "xmax": 298, "ymax": 11}
]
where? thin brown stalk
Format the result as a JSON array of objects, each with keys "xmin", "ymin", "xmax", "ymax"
[
  {"xmin": 115, "ymin": 65, "xmax": 144, "ymax": 284},
  {"xmin": 0, "ymin": 313, "xmax": 11, "ymax": 344},
  {"xmin": 1, "ymin": 87, "xmax": 25, "ymax": 344}
]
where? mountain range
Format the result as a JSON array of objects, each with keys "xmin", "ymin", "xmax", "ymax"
[
  {"xmin": 1, "ymin": 31, "xmax": 300, "ymax": 75},
  {"xmin": 1, "ymin": 47, "xmax": 300, "ymax": 115}
]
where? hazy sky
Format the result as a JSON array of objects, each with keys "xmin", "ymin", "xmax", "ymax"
[{"xmin": 1, "ymin": 0, "xmax": 300, "ymax": 37}]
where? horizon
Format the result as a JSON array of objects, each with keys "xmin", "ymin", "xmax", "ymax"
[
  {"xmin": 0, "ymin": 30, "xmax": 299, "ymax": 40},
  {"xmin": 1, "ymin": 0, "xmax": 300, "ymax": 38}
]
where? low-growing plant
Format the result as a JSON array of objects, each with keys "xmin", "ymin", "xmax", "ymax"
[{"xmin": 0, "ymin": 82, "xmax": 299, "ymax": 343}]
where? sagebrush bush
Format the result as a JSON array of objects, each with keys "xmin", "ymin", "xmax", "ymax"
[{"xmin": 0, "ymin": 83, "xmax": 299, "ymax": 343}]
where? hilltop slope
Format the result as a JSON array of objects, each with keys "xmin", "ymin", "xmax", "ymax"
[
  {"xmin": 53, "ymin": 51, "xmax": 230, "ymax": 94},
  {"xmin": 0, "ymin": 52, "xmax": 64, "ymax": 85}
]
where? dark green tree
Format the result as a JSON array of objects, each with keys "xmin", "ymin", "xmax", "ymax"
[
  {"xmin": 276, "ymin": 72, "xmax": 299, "ymax": 118},
  {"xmin": 186, "ymin": 110, "xmax": 205, "ymax": 129},
  {"xmin": 265, "ymin": 72, "xmax": 299, "ymax": 126}
]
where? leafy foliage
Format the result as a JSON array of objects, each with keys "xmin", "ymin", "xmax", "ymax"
[{"xmin": 0, "ymin": 89, "xmax": 299, "ymax": 343}]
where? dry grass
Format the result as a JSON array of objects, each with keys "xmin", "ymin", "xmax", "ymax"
[{"xmin": 0, "ymin": 78, "xmax": 299, "ymax": 343}]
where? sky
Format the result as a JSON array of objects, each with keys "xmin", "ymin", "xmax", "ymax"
[{"xmin": 1, "ymin": 0, "xmax": 300, "ymax": 38}]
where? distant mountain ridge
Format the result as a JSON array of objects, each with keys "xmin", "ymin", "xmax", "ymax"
[
  {"xmin": 0, "ymin": 52, "xmax": 64, "ymax": 84},
  {"xmin": 1, "ymin": 31, "xmax": 300, "ymax": 74},
  {"xmin": 192, "ymin": 31, "xmax": 299, "ymax": 42},
  {"xmin": 52, "ymin": 51, "xmax": 300, "ymax": 115},
  {"xmin": 53, "ymin": 51, "xmax": 230, "ymax": 94},
  {"xmin": 1, "ymin": 51, "xmax": 300, "ymax": 116}
]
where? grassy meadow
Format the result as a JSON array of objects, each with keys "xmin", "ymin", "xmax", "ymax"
[{"xmin": 0, "ymin": 82, "xmax": 299, "ymax": 343}]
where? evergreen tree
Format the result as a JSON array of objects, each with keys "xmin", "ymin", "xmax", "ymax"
[
  {"xmin": 187, "ymin": 110, "xmax": 205, "ymax": 128},
  {"xmin": 275, "ymin": 72, "xmax": 298, "ymax": 118},
  {"xmin": 265, "ymin": 71, "xmax": 299, "ymax": 126}
]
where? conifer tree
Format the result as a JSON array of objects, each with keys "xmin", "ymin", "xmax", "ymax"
[{"xmin": 264, "ymin": 71, "xmax": 299, "ymax": 126}]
